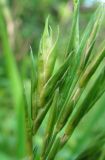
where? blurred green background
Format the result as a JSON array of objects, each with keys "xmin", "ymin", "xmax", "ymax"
[{"xmin": 0, "ymin": 0, "xmax": 105, "ymax": 159}]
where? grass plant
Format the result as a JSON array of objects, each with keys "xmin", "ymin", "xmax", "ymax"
[{"xmin": 0, "ymin": 0, "xmax": 105, "ymax": 159}]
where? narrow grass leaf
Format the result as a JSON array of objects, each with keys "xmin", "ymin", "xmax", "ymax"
[{"xmin": 0, "ymin": 11, "xmax": 26, "ymax": 158}]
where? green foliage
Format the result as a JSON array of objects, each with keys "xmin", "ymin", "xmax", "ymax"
[
  {"xmin": 0, "ymin": 0, "xmax": 105, "ymax": 160},
  {"xmin": 0, "ymin": 11, "xmax": 26, "ymax": 158}
]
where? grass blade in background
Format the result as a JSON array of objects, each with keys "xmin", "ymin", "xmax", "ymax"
[{"xmin": 0, "ymin": 11, "xmax": 29, "ymax": 159}]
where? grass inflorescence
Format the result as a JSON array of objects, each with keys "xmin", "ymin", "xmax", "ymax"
[{"xmin": 0, "ymin": 0, "xmax": 105, "ymax": 159}]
